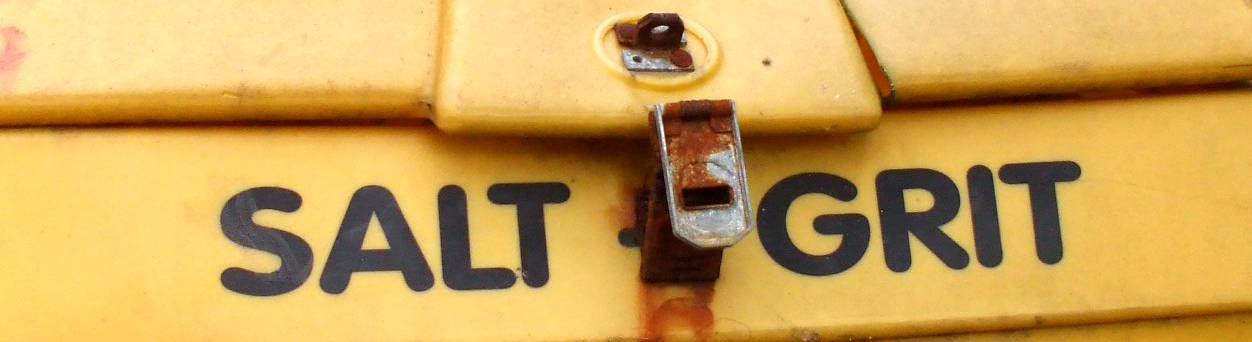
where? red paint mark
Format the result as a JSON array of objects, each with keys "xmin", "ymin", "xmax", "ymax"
[
  {"xmin": 0, "ymin": 26, "xmax": 28, "ymax": 91},
  {"xmin": 640, "ymin": 282, "xmax": 715, "ymax": 341}
]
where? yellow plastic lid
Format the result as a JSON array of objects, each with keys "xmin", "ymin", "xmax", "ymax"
[
  {"xmin": 843, "ymin": 0, "xmax": 1252, "ymax": 103},
  {"xmin": 0, "ymin": 0, "xmax": 439, "ymax": 124}
]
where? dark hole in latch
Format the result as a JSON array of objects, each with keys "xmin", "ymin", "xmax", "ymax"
[{"xmin": 681, "ymin": 185, "xmax": 733, "ymax": 209}]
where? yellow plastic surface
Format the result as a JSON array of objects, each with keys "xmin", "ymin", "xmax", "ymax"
[
  {"xmin": 434, "ymin": 0, "xmax": 881, "ymax": 136},
  {"xmin": 842, "ymin": 0, "xmax": 1252, "ymax": 103},
  {"xmin": 897, "ymin": 312, "xmax": 1252, "ymax": 341},
  {"xmin": 10, "ymin": 1, "xmax": 1252, "ymax": 133},
  {"xmin": 0, "ymin": 89, "xmax": 1250, "ymax": 340},
  {"xmin": 0, "ymin": 0, "xmax": 438, "ymax": 124}
]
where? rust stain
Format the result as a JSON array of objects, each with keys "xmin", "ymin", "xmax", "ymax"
[
  {"xmin": 606, "ymin": 183, "xmax": 642, "ymax": 233},
  {"xmin": 638, "ymin": 164, "xmax": 723, "ymax": 282},
  {"xmin": 638, "ymin": 100, "xmax": 731, "ymax": 282},
  {"xmin": 632, "ymin": 101, "xmax": 736, "ymax": 339},
  {"xmin": 0, "ymin": 25, "xmax": 27, "ymax": 91},
  {"xmin": 640, "ymin": 282, "xmax": 716, "ymax": 341},
  {"xmin": 625, "ymin": 176, "xmax": 717, "ymax": 340},
  {"xmin": 660, "ymin": 100, "xmax": 737, "ymax": 202}
]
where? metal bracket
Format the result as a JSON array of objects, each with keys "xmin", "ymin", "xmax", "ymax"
[
  {"xmin": 614, "ymin": 13, "xmax": 695, "ymax": 72},
  {"xmin": 640, "ymin": 100, "xmax": 752, "ymax": 282}
]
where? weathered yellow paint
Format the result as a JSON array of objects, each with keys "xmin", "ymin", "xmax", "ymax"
[
  {"xmin": 842, "ymin": 0, "xmax": 1252, "ymax": 103},
  {"xmin": 0, "ymin": 0, "xmax": 438, "ymax": 123},
  {"xmin": 433, "ymin": 0, "xmax": 881, "ymax": 136},
  {"xmin": 0, "ymin": 89, "xmax": 1249, "ymax": 340}
]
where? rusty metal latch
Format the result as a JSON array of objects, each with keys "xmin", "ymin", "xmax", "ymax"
[
  {"xmin": 640, "ymin": 100, "xmax": 752, "ymax": 282},
  {"xmin": 614, "ymin": 13, "xmax": 695, "ymax": 72}
]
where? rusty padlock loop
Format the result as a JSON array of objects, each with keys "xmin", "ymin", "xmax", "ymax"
[{"xmin": 635, "ymin": 13, "xmax": 685, "ymax": 49}]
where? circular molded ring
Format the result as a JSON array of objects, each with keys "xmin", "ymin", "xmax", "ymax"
[{"xmin": 593, "ymin": 12, "xmax": 721, "ymax": 89}]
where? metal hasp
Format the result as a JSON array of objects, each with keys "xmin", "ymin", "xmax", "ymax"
[
  {"xmin": 614, "ymin": 13, "xmax": 695, "ymax": 72},
  {"xmin": 641, "ymin": 100, "xmax": 752, "ymax": 282}
]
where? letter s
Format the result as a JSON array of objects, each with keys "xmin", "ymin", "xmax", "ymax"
[{"xmin": 220, "ymin": 187, "xmax": 313, "ymax": 296}]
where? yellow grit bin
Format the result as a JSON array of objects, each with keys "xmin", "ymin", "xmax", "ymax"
[{"xmin": 0, "ymin": 1, "xmax": 1251, "ymax": 340}]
